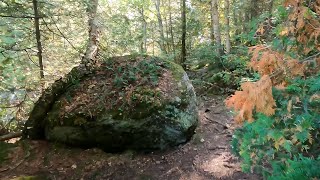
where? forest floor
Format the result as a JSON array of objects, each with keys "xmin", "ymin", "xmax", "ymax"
[{"xmin": 0, "ymin": 95, "xmax": 261, "ymax": 180}]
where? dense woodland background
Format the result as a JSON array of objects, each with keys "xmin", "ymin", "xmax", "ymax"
[{"xmin": 0, "ymin": 0, "xmax": 319, "ymax": 179}]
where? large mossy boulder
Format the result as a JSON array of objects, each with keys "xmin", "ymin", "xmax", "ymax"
[{"xmin": 24, "ymin": 55, "xmax": 198, "ymax": 151}]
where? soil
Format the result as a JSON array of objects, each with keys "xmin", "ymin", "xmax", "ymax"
[{"xmin": 0, "ymin": 95, "xmax": 261, "ymax": 180}]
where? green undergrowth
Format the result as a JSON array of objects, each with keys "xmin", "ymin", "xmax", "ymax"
[
  {"xmin": 231, "ymin": 74, "xmax": 320, "ymax": 179},
  {"xmin": 187, "ymin": 45, "xmax": 256, "ymax": 94}
]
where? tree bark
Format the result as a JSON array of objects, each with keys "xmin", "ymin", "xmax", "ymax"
[
  {"xmin": 82, "ymin": 0, "xmax": 100, "ymax": 68},
  {"xmin": 225, "ymin": 0, "xmax": 231, "ymax": 54},
  {"xmin": 139, "ymin": 7, "xmax": 147, "ymax": 54},
  {"xmin": 210, "ymin": 1, "xmax": 215, "ymax": 42},
  {"xmin": 250, "ymin": 0, "xmax": 259, "ymax": 20},
  {"xmin": 32, "ymin": 0, "xmax": 44, "ymax": 79},
  {"xmin": 168, "ymin": 0, "xmax": 175, "ymax": 54},
  {"xmin": 268, "ymin": 0, "xmax": 274, "ymax": 17},
  {"xmin": 164, "ymin": 16, "xmax": 170, "ymax": 53},
  {"xmin": 180, "ymin": 0, "xmax": 186, "ymax": 69},
  {"xmin": 211, "ymin": 0, "xmax": 222, "ymax": 55},
  {"xmin": 23, "ymin": 0, "xmax": 101, "ymax": 139},
  {"xmin": 232, "ymin": 0, "xmax": 239, "ymax": 36},
  {"xmin": 154, "ymin": 0, "xmax": 167, "ymax": 54}
]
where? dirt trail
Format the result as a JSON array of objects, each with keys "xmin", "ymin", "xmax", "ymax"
[{"xmin": 0, "ymin": 96, "xmax": 261, "ymax": 180}]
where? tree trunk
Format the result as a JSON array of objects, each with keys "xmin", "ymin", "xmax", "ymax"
[
  {"xmin": 32, "ymin": 0, "xmax": 44, "ymax": 79},
  {"xmin": 23, "ymin": 0, "xmax": 101, "ymax": 139},
  {"xmin": 232, "ymin": 0, "xmax": 239, "ymax": 36},
  {"xmin": 250, "ymin": 0, "xmax": 259, "ymax": 20},
  {"xmin": 168, "ymin": 0, "xmax": 175, "ymax": 54},
  {"xmin": 225, "ymin": 0, "xmax": 231, "ymax": 54},
  {"xmin": 210, "ymin": 1, "xmax": 215, "ymax": 43},
  {"xmin": 139, "ymin": 7, "xmax": 147, "ymax": 54},
  {"xmin": 211, "ymin": 0, "xmax": 222, "ymax": 55},
  {"xmin": 152, "ymin": 22, "xmax": 155, "ymax": 56},
  {"xmin": 154, "ymin": 0, "xmax": 167, "ymax": 54},
  {"xmin": 165, "ymin": 16, "xmax": 170, "ymax": 53},
  {"xmin": 180, "ymin": 0, "xmax": 186, "ymax": 69},
  {"xmin": 82, "ymin": 0, "xmax": 100, "ymax": 68},
  {"xmin": 268, "ymin": 0, "xmax": 274, "ymax": 17}
]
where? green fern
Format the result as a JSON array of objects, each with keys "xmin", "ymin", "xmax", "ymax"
[{"xmin": 309, "ymin": 75, "xmax": 320, "ymax": 93}]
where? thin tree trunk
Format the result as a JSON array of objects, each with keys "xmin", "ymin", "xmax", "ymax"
[
  {"xmin": 23, "ymin": 0, "xmax": 101, "ymax": 139},
  {"xmin": 152, "ymin": 22, "xmax": 155, "ymax": 56},
  {"xmin": 164, "ymin": 16, "xmax": 170, "ymax": 53},
  {"xmin": 250, "ymin": 0, "xmax": 259, "ymax": 20},
  {"xmin": 154, "ymin": 0, "xmax": 167, "ymax": 54},
  {"xmin": 82, "ymin": 0, "xmax": 100, "ymax": 67},
  {"xmin": 140, "ymin": 7, "xmax": 147, "ymax": 54},
  {"xmin": 32, "ymin": 0, "xmax": 44, "ymax": 79},
  {"xmin": 265, "ymin": 0, "xmax": 274, "ymax": 39},
  {"xmin": 210, "ymin": 1, "xmax": 215, "ymax": 43},
  {"xmin": 211, "ymin": 0, "xmax": 222, "ymax": 55},
  {"xmin": 268, "ymin": 0, "xmax": 274, "ymax": 17},
  {"xmin": 225, "ymin": 0, "xmax": 231, "ymax": 54},
  {"xmin": 232, "ymin": 0, "xmax": 239, "ymax": 36},
  {"xmin": 168, "ymin": 0, "xmax": 175, "ymax": 54},
  {"xmin": 180, "ymin": 0, "xmax": 186, "ymax": 69}
]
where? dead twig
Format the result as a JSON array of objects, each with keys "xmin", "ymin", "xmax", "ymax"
[{"xmin": 204, "ymin": 114, "xmax": 228, "ymax": 129}]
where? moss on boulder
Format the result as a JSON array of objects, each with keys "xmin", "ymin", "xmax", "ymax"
[{"xmin": 25, "ymin": 55, "xmax": 198, "ymax": 152}]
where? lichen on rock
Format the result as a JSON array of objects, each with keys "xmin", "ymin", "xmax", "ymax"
[{"xmin": 24, "ymin": 55, "xmax": 198, "ymax": 152}]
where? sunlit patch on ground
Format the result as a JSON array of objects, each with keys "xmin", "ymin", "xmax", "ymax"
[
  {"xmin": 201, "ymin": 152, "xmax": 241, "ymax": 178},
  {"xmin": 179, "ymin": 172, "xmax": 205, "ymax": 180}
]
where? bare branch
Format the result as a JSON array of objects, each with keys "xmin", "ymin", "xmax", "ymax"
[
  {"xmin": 0, "ymin": 14, "xmax": 44, "ymax": 19},
  {"xmin": 0, "ymin": 132, "xmax": 22, "ymax": 141}
]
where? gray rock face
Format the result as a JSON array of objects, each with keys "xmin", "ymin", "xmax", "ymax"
[{"xmin": 25, "ymin": 56, "xmax": 198, "ymax": 151}]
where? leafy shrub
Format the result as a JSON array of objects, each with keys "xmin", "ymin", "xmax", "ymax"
[
  {"xmin": 187, "ymin": 44, "xmax": 256, "ymax": 93},
  {"xmin": 231, "ymin": 74, "xmax": 320, "ymax": 179}
]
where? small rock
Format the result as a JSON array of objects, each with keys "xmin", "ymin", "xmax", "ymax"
[
  {"xmin": 156, "ymin": 161, "xmax": 161, "ymax": 164},
  {"xmin": 200, "ymin": 138, "xmax": 205, "ymax": 143},
  {"xmin": 71, "ymin": 164, "xmax": 77, "ymax": 169},
  {"xmin": 57, "ymin": 167, "xmax": 64, "ymax": 172}
]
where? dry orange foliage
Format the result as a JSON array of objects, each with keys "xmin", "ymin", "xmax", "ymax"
[
  {"xmin": 225, "ymin": 0, "xmax": 317, "ymax": 123},
  {"xmin": 226, "ymin": 46, "xmax": 305, "ymax": 123},
  {"xmin": 248, "ymin": 45, "xmax": 305, "ymax": 79},
  {"xmin": 226, "ymin": 75, "xmax": 276, "ymax": 123},
  {"xmin": 281, "ymin": 0, "xmax": 320, "ymax": 53}
]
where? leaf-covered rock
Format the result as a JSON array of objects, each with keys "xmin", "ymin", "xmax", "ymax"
[{"xmin": 24, "ymin": 55, "xmax": 198, "ymax": 152}]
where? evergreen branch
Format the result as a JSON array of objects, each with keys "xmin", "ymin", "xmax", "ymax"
[{"xmin": 301, "ymin": 52, "xmax": 320, "ymax": 62}]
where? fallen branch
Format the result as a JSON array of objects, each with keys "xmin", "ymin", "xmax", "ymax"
[
  {"xmin": 204, "ymin": 114, "xmax": 228, "ymax": 129},
  {"xmin": 0, "ymin": 132, "xmax": 23, "ymax": 141}
]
